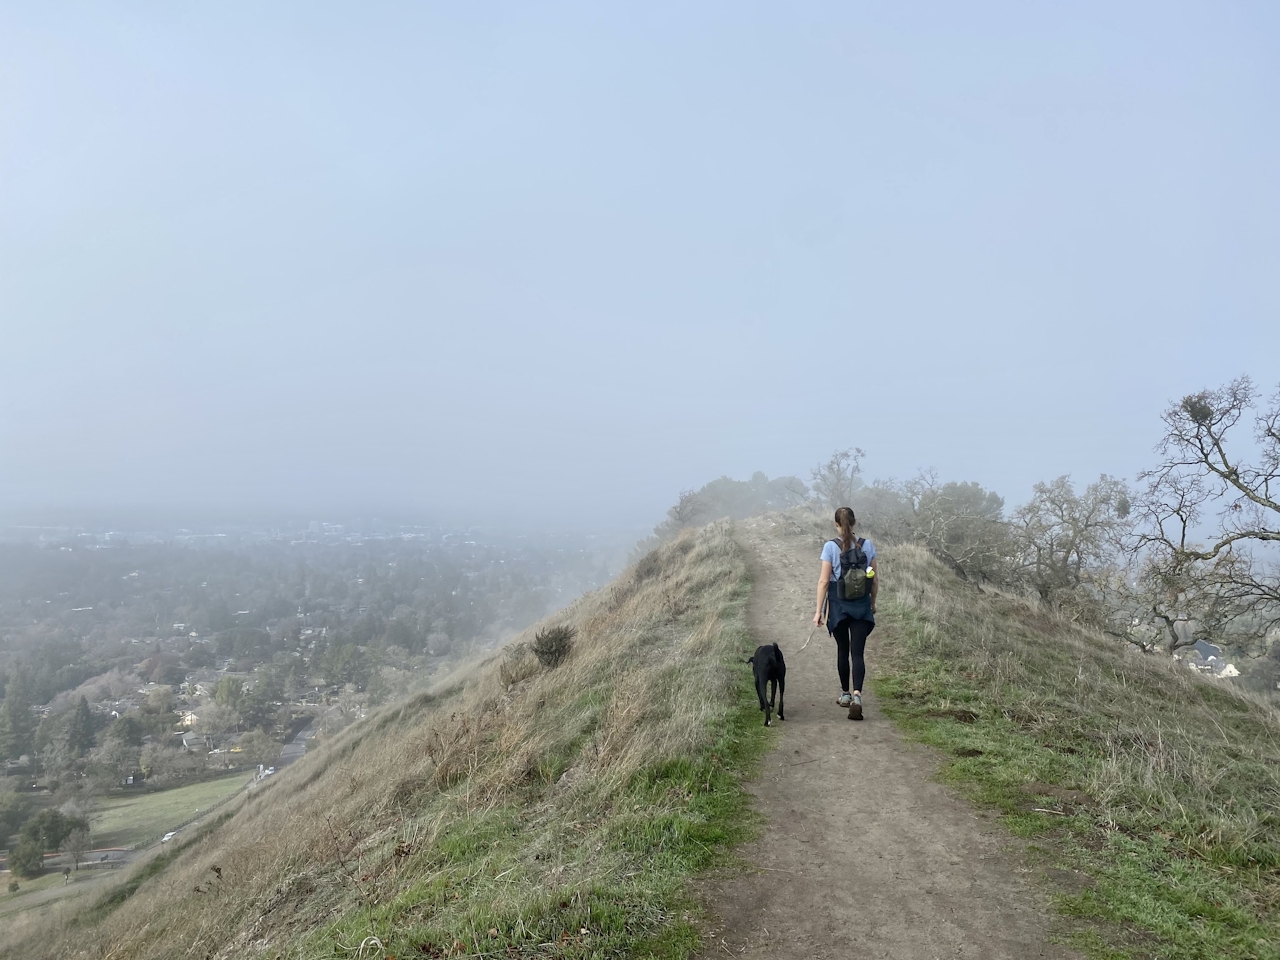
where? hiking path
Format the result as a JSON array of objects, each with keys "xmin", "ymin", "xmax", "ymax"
[{"xmin": 696, "ymin": 516, "xmax": 1080, "ymax": 960}]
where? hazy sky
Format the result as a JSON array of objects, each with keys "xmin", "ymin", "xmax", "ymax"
[{"xmin": 2, "ymin": 2, "xmax": 1277, "ymax": 529}]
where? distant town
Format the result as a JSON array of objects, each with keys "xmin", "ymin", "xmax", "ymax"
[{"xmin": 0, "ymin": 518, "xmax": 634, "ymax": 875}]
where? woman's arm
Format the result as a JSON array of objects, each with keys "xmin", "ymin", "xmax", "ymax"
[
  {"xmin": 814, "ymin": 560, "xmax": 833, "ymax": 625},
  {"xmin": 869, "ymin": 558, "xmax": 879, "ymax": 613}
]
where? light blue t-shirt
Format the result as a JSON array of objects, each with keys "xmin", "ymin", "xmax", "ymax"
[{"xmin": 821, "ymin": 537, "xmax": 876, "ymax": 581}]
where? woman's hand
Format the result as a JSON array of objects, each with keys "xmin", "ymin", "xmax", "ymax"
[{"xmin": 814, "ymin": 562, "xmax": 832, "ymax": 628}]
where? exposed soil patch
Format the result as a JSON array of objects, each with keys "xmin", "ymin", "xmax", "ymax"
[
  {"xmin": 1020, "ymin": 782, "xmax": 1098, "ymax": 811},
  {"xmin": 1044, "ymin": 867, "xmax": 1096, "ymax": 894}
]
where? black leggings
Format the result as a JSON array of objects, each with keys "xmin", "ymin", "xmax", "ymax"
[{"xmin": 833, "ymin": 618, "xmax": 874, "ymax": 693}]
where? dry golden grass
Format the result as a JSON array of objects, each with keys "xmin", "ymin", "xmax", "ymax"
[{"xmin": 4, "ymin": 522, "xmax": 762, "ymax": 960}]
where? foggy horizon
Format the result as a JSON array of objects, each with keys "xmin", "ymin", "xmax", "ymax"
[{"xmin": 3, "ymin": 3, "xmax": 1278, "ymax": 531}]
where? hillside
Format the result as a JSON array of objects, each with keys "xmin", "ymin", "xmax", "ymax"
[
  {"xmin": 874, "ymin": 549, "xmax": 1280, "ymax": 960},
  {"xmin": 2, "ymin": 522, "xmax": 767, "ymax": 960},
  {"xmin": 6, "ymin": 512, "xmax": 1280, "ymax": 960}
]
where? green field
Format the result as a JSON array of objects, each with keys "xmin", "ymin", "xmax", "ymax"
[
  {"xmin": 0, "ymin": 865, "xmax": 110, "ymax": 919},
  {"xmin": 0, "ymin": 869, "xmax": 64, "ymax": 914},
  {"xmin": 90, "ymin": 773, "xmax": 251, "ymax": 849}
]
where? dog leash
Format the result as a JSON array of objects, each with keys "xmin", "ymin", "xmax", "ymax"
[{"xmin": 798, "ymin": 624, "xmax": 817, "ymax": 652}]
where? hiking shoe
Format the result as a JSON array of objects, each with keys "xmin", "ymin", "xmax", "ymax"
[
  {"xmin": 848, "ymin": 693, "xmax": 863, "ymax": 721},
  {"xmin": 837, "ymin": 692, "xmax": 853, "ymax": 708}
]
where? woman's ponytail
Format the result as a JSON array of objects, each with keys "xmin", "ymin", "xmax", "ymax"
[{"xmin": 834, "ymin": 507, "xmax": 856, "ymax": 552}]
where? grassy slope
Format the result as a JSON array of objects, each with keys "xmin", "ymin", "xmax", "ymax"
[
  {"xmin": 2, "ymin": 523, "xmax": 770, "ymax": 960},
  {"xmin": 873, "ymin": 540, "xmax": 1280, "ymax": 960}
]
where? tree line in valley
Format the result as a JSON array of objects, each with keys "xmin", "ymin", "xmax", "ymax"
[{"xmin": 653, "ymin": 376, "xmax": 1280, "ymax": 690}]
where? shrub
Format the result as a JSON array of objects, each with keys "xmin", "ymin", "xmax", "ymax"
[
  {"xmin": 531, "ymin": 625, "xmax": 576, "ymax": 668},
  {"xmin": 7, "ymin": 880, "xmax": 18, "ymax": 893},
  {"xmin": 498, "ymin": 643, "xmax": 541, "ymax": 687},
  {"xmin": 634, "ymin": 551, "xmax": 663, "ymax": 582}
]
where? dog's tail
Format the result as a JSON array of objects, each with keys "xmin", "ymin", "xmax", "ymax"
[{"xmin": 745, "ymin": 656, "xmax": 754, "ymax": 665}]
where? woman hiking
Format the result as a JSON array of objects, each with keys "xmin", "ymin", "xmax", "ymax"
[{"xmin": 813, "ymin": 507, "xmax": 879, "ymax": 720}]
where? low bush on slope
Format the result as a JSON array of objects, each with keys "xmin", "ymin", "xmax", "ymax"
[
  {"xmin": 874, "ymin": 541, "xmax": 1280, "ymax": 960},
  {"xmin": 7, "ymin": 523, "xmax": 768, "ymax": 960}
]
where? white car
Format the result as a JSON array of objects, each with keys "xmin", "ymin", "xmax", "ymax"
[{"xmin": 160, "ymin": 831, "xmax": 177, "ymax": 843}]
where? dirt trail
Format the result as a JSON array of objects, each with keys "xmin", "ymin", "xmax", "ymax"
[{"xmin": 697, "ymin": 516, "xmax": 1078, "ymax": 960}]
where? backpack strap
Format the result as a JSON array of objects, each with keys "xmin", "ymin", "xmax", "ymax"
[
  {"xmin": 846, "ymin": 538, "xmax": 867, "ymax": 569},
  {"xmin": 824, "ymin": 539, "xmax": 840, "ymax": 586},
  {"xmin": 830, "ymin": 538, "xmax": 865, "ymax": 558}
]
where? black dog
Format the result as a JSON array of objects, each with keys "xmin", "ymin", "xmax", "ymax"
[{"xmin": 746, "ymin": 643, "xmax": 786, "ymax": 726}]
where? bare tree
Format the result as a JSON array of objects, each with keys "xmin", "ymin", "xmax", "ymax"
[
  {"xmin": 1013, "ymin": 475, "xmax": 1131, "ymax": 601},
  {"xmin": 901, "ymin": 472, "xmax": 1012, "ymax": 581},
  {"xmin": 810, "ymin": 448, "xmax": 866, "ymax": 509},
  {"xmin": 1105, "ymin": 547, "xmax": 1264, "ymax": 660},
  {"xmin": 667, "ymin": 489, "xmax": 707, "ymax": 528},
  {"xmin": 645, "ymin": 489, "xmax": 707, "ymax": 542},
  {"xmin": 67, "ymin": 826, "xmax": 90, "ymax": 872},
  {"xmin": 1125, "ymin": 377, "xmax": 1280, "ymax": 653}
]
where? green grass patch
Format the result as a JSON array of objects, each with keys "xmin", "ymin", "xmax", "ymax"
[
  {"xmin": 90, "ymin": 772, "xmax": 250, "ymax": 848},
  {"xmin": 0, "ymin": 869, "xmax": 66, "ymax": 914},
  {"xmin": 873, "ymin": 562, "xmax": 1280, "ymax": 960}
]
